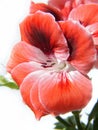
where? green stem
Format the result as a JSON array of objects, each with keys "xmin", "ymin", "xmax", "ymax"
[
  {"xmin": 73, "ymin": 111, "xmax": 84, "ymax": 130},
  {"xmin": 85, "ymin": 121, "xmax": 90, "ymax": 130},
  {"xmin": 56, "ymin": 116, "xmax": 71, "ymax": 128}
]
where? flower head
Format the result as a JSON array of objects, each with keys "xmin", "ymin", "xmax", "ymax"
[{"xmin": 7, "ymin": 3, "xmax": 96, "ymax": 120}]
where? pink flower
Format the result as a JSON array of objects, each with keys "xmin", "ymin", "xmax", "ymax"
[{"xmin": 7, "ymin": 10, "xmax": 96, "ymax": 119}]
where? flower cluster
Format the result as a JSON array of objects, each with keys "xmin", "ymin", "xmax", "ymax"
[{"xmin": 7, "ymin": 0, "xmax": 98, "ymax": 120}]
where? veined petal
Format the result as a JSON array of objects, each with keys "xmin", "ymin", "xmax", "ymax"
[
  {"xmin": 7, "ymin": 41, "xmax": 47, "ymax": 72},
  {"xmin": 59, "ymin": 20, "xmax": 96, "ymax": 74},
  {"xmin": 30, "ymin": 2, "xmax": 63, "ymax": 21},
  {"xmin": 11, "ymin": 62, "xmax": 43, "ymax": 85},
  {"xmin": 38, "ymin": 70, "xmax": 92, "ymax": 115},
  {"xmin": 20, "ymin": 70, "xmax": 49, "ymax": 120},
  {"xmin": 68, "ymin": 4, "xmax": 98, "ymax": 26},
  {"xmin": 20, "ymin": 11, "xmax": 69, "ymax": 60}
]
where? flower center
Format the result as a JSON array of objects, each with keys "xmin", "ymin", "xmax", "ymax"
[
  {"xmin": 41, "ymin": 59, "xmax": 75, "ymax": 72},
  {"xmin": 55, "ymin": 60, "xmax": 66, "ymax": 70},
  {"xmin": 41, "ymin": 60, "xmax": 55, "ymax": 68}
]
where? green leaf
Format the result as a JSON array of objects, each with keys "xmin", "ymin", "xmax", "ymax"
[
  {"xmin": 85, "ymin": 101, "xmax": 98, "ymax": 130},
  {"xmin": 93, "ymin": 117, "xmax": 98, "ymax": 130},
  {"xmin": 72, "ymin": 111, "xmax": 84, "ymax": 130},
  {"xmin": 55, "ymin": 116, "xmax": 71, "ymax": 128},
  {"xmin": 0, "ymin": 75, "xmax": 9, "ymax": 84},
  {"xmin": 54, "ymin": 122, "xmax": 65, "ymax": 129},
  {"xmin": 88, "ymin": 100, "xmax": 98, "ymax": 122},
  {"xmin": 66, "ymin": 127, "xmax": 76, "ymax": 130},
  {"xmin": 54, "ymin": 128, "xmax": 66, "ymax": 130},
  {"xmin": 54, "ymin": 116, "xmax": 77, "ymax": 130},
  {"xmin": 66, "ymin": 116, "xmax": 76, "ymax": 127},
  {"xmin": 0, "ymin": 75, "xmax": 19, "ymax": 89},
  {"xmin": 85, "ymin": 122, "xmax": 93, "ymax": 130},
  {"xmin": 88, "ymin": 123, "xmax": 93, "ymax": 130}
]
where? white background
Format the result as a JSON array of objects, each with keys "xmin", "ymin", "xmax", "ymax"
[{"xmin": 0, "ymin": 0, "xmax": 98, "ymax": 130}]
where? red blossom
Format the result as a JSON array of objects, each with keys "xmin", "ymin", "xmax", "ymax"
[{"xmin": 7, "ymin": 10, "xmax": 96, "ymax": 119}]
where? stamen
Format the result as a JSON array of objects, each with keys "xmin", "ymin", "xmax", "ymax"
[
  {"xmin": 41, "ymin": 61, "xmax": 55, "ymax": 68},
  {"xmin": 46, "ymin": 60, "xmax": 51, "ymax": 62}
]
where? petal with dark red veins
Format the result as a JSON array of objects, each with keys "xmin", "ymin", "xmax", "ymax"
[
  {"xmin": 20, "ymin": 11, "xmax": 69, "ymax": 60},
  {"xmin": 30, "ymin": 2, "xmax": 63, "ymax": 21},
  {"xmin": 59, "ymin": 20, "xmax": 96, "ymax": 74},
  {"xmin": 68, "ymin": 4, "xmax": 98, "ymax": 26},
  {"xmin": 20, "ymin": 70, "xmax": 49, "ymax": 120},
  {"xmin": 11, "ymin": 62, "xmax": 43, "ymax": 85},
  {"xmin": 38, "ymin": 70, "xmax": 92, "ymax": 115},
  {"xmin": 7, "ymin": 41, "xmax": 47, "ymax": 72}
]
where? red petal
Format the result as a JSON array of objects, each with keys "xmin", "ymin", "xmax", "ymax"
[
  {"xmin": 11, "ymin": 62, "xmax": 43, "ymax": 85},
  {"xmin": 48, "ymin": 0, "xmax": 67, "ymax": 9},
  {"xmin": 48, "ymin": 0, "xmax": 98, "ymax": 10},
  {"xmin": 86, "ymin": 23, "xmax": 98, "ymax": 46},
  {"xmin": 30, "ymin": 2, "xmax": 63, "ymax": 21},
  {"xmin": 7, "ymin": 41, "xmax": 47, "ymax": 72},
  {"xmin": 86, "ymin": 23, "xmax": 98, "ymax": 68},
  {"xmin": 38, "ymin": 71, "xmax": 92, "ymax": 115},
  {"xmin": 68, "ymin": 4, "xmax": 98, "ymax": 26},
  {"xmin": 84, "ymin": 0, "xmax": 98, "ymax": 3},
  {"xmin": 20, "ymin": 11, "xmax": 69, "ymax": 59},
  {"xmin": 72, "ymin": 0, "xmax": 98, "ymax": 5},
  {"xmin": 20, "ymin": 71, "xmax": 49, "ymax": 120},
  {"xmin": 59, "ymin": 20, "xmax": 96, "ymax": 74},
  {"xmin": 94, "ymin": 53, "xmax": 98, "ymax": 68}
]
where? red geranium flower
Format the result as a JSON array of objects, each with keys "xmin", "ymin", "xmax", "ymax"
[{"xmin": 7, "ymin": 11, "xmax": 96, "ymax": 119}]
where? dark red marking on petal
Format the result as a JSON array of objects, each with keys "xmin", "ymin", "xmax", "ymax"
[
  {"xmin": 20, "ymin": 11, "xmax": 69, "ymax": 59},
  {"xmin": 30, "ymin": 2, "xmax": 63, "ymax": 21},
  {"xmin": 59, "ymin": 20, "xmax": 96, "ymax": 73},
  {"xmin": 26, "ymin": 25, "xmax": 53, "ymax": 55}
]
